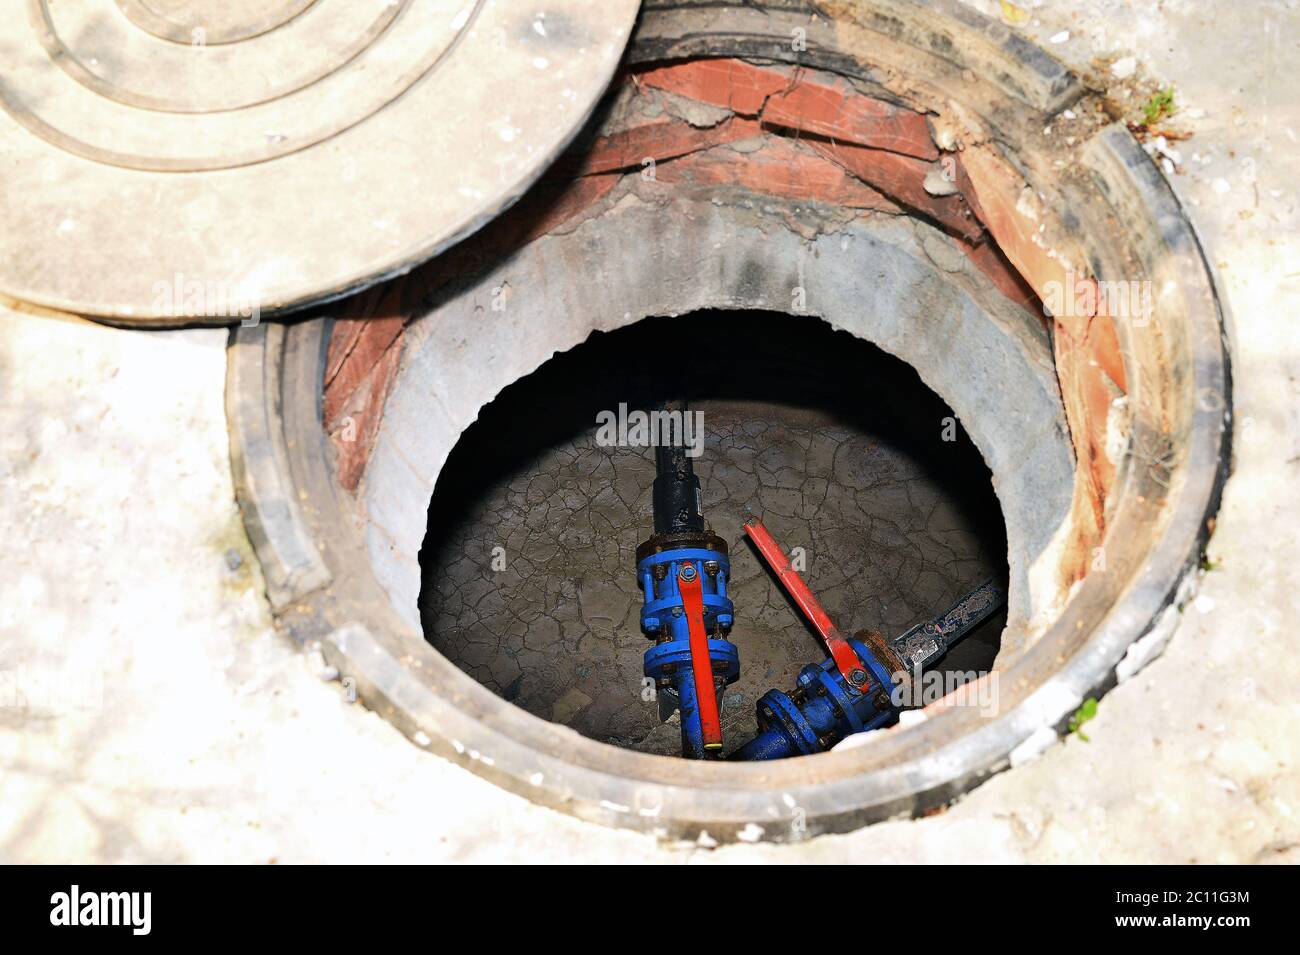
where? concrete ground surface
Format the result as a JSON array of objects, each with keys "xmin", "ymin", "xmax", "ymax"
[{"xmin": 1, "ymin": 0, "xmax": 1298, "ymax": 862}]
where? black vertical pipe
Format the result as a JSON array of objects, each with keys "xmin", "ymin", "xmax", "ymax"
[{"xmin": 651, "ymin": 399, "xmax": 704, "ymax": 535}]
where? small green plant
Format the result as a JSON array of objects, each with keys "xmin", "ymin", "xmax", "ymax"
[
  {"xmin": 1142, "ymin": 87, "xmax": 1177, "ymax": 127},
  {"xmin": 1069, "ymin": 698, "xmax": 1099, "ymax": 741}
]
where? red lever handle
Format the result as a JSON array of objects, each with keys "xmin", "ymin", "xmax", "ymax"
[
  {"xmin": 678, "ymin": 567, "xmax": 724, "ymax": 751},
  {"xmin": 743, "ymin": 517, "xmax": 867, "ymax": 688}
]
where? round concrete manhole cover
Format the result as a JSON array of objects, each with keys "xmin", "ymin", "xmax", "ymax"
[{"xmin": 0, "ymin": 0, "xmax": 641, "ymax": 322}]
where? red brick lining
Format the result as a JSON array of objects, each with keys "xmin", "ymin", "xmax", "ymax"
[{"xmin": 323, "ymin": 57, "xmax": 1127, "ymax": 585}]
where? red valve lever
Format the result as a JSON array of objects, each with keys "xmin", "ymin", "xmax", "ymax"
[
  {"xmin": 743, "ymin": 517, "xmax": 866, "ymax": 688},
  {"xmin": 678, "ymin": 567, "xmax": 724, "ymax": 752}
]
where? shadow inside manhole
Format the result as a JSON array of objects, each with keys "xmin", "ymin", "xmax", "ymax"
[{"xmin": 418, "ymin": 310, "xmax": 1008, "ymax": 756}]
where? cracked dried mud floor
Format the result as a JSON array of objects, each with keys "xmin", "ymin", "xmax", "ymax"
[{"xmin": 418, "ymin": 311, "xmax": 1007, "ymax": 756}]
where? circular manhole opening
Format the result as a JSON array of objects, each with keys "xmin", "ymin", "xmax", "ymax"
[
  {"xmin": 227, "ymin": 1, "xmax": 1230, "ymax": 841},
  {"xmin": 418, "ymin": 309, "xmax": 1010, "ymax": 757}
]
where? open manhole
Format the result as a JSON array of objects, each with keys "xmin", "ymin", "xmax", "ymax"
[
  {"xmin": 227, "ymin": 1, "xmax": 1230, "ymax": 840},
  {"xmin": 418, "ymin": 310, "xmax": 1010, "ymax": 756}
]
